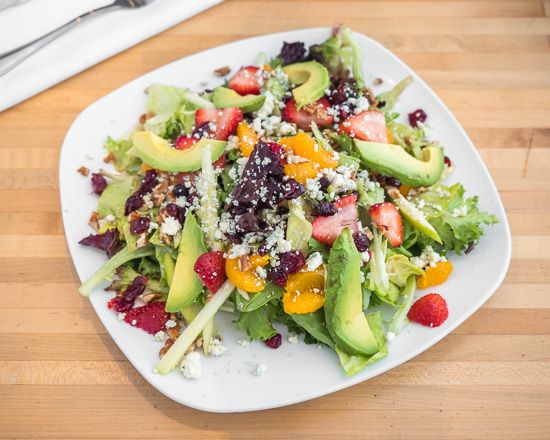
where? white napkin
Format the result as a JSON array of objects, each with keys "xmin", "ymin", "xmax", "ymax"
[{"xmin": 0, "ymin": 0, "xmax": 223, "ymax": 112}]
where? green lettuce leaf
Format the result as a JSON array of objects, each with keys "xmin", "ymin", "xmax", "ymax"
[
  {"xmin": 410, "ymin": 183, "xmax": 499, "ymax": 253},
  {"xmin": 386, "ymin": 254, "xmax": 425, "ymax": 287},
  {"xmin": 97, "ymin": 175, "xmax": 135, "ymax": 218},
  {"xmin": 104, "ymin": 137, "xmax": 141, "ymax": 173},
  {"xmin": 376, "ymin": 75, "xmax": 413, "ymax": 114},
  {"xmin": 236, "ymin": 283, "xmax": 283, "ymax": 313},
  {"xmin": 290, "ymin": 310, "xmax": 336, "ymax": 348},
  {"xmin": 388, "ymin": 275, "xmax": 417, "ymax": 335},
  {"xmin": 235, "ymin": 304, "xmax": 277, "ymax": 341}
]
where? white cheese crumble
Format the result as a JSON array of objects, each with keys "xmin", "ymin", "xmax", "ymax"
[
  {"xmin": 226, "ymin": 135, "xmax": 239, "ymax": 150},
  {"xmin": 165, "ymin": 319, "xmax": 177, "ymax": 329},
  {"xmin": 237, "ymin": 338, "xmax": 250, "ymax": 348},
  {"xmin": 253, "ymin": 363, "xmax": 268, "ymax": 377},
  {"xmin": 353, "ymin": 96, "xmax": 370, "ymax": 114},
  {"xmin": 451, "ymin": 205, "xmax": 468, "ymax": 218},
  {"xmin": 148, "ymin": 221, "xmax": 159, "ymax": 233},
  {"xmin": 386, "ymin": 331, "xmax": 396, "ymax": 342},
  {"xmin": 360, "ymin": 251, "xmax": 371, "ymax": 263},
  {"xmin": 154, "ymin": 330, "xmax": 165, "ymax": 342},
  {"xmin": 226, "ymin": 243, "xmax": 250, "ymax": 259},
  {"xmin": 411, "ymin": 245, "xmax": 447, "ymax": 269},
  {"xmin": 207, "ymin": 337, "xmax": 227, "ymax": 357},
  {"xmin": 161, "ymin": 216, "xmax": 182, "ymax": 236},
  {"xmin": 105, "ymin": 214, "xmax": 115, "ymax": 222},
  {"xmin": 323, "ymin": 166, "xmax": 357, "ymax": 196},
  {"xmin": 305, "ymin": 178, "xmax": 324, "ymax": 201},
  {"xmin": 117, "ymin": 312, "xmax": 126, "ymax": 321},
  {"xmin": 288, "ymin": 333, "xmax": 299, "ymax": 344},
  {"xmin": 255, "ymin": 266, "xmax": 267, "ymax": 279},
  {"xmin": 180, "ymin": 351, "xmax": 202, "ymax": 379},
  {"xmin": 306, "ymin": 252, "xmax": 323, "ymax": 271}
]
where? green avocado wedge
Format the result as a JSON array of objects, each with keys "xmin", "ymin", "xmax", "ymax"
[
  {"xmin": 283, "ymin": 61, "xmax": 330, "ymax": 108},
  {"xmin": 388, "ymin": 189, "xmax": 442, "ymax": 243},
  {"xmin": 324, "ymin": 229, "xmax": 381, "ymax": 356},
  {"xmin": 165, "ymin": 214, "xmax": 207, "ymax": 312},
  {"xmin": 354, "ymin": 140, "xmax": 444, "ymax": 187},
  {"xmin": 131, "ymin": 131, "xmax": 225, "ymax": 172},
  {"xmin": 212, "ymin": 87, "xmax": 265, "ymax": 113}
]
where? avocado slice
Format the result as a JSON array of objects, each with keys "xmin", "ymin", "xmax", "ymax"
[
  {"xmin": 325, "ymin": 229, "xmax": 380, "ymax": 356},
  {"xmin": 355, "ymin": 140, "xmax": 444, "ymax": 187},
  {"xmin": 283, "ymin": 61, "xmax": 330, "ymax": 108},
  {"xmin": 165, "ymin": 213, "xmax": 207, "ymax": 312},
  {"xmin": 212, "ymin": 87, "xmax": 266, "ymax": 113},
  {"xmin": 131, "ymin": 131, "xmax": 225, "ymax": 172},
  {"xmin": 388, "ymin": 189, "xmax": 442, "ymax": 243}
]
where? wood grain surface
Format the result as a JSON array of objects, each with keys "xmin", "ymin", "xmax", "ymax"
[{"xmin": 1, "ymin": 0, "xmax": 549, "ymax": 438}]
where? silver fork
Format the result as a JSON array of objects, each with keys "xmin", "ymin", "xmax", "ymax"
[{"xmin": 0, "ymin": 0, "xmax": 152, "ymax": 77}]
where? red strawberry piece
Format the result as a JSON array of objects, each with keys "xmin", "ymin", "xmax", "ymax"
[
  {"xmin": 407, "ymin": 293, "xmax": 448, "ymax": 327},
  {"xmin": 174, "ymin": 135, "xmax": 196, "ymax": 150},
  {"xmin": 339, "ymin": 110, "xmax": 388, "ymax": 143},
  {"xmin": 194, "ymin": 251, "xmax": 227, "ymax": 293},
  {"xmin": 123, "ymin": 301, "xmax": 169, "ymax": 335},
  {"xmin": 213, "ymin": 153, "xmax": 227, "ymax": 169},
  {"xmin": 216, "ymin": 107, "xmax": 243, "ymax": 140},
  {"xmin": 369, "ymin": 202, "xmax": 403, "ymax": 247},
  {"xmin": 228, "ymin": 66, "xmax": 262, "ymax": 95},
  {"xmin": 281, "ymin": 97, "xmax": 334, "ymax": 131},
  {"xmin": 194, "ymin": 108, "xmax": 243, "ymax": 141},
  {"xmin": 312, "ymin": 193, "xmax": 359, "ymax": 245}
]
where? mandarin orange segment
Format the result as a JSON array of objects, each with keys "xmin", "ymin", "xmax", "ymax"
[
  {"xmin": 283, "ymin": 162, "xmax": 320, "ymax": 184},
  {"xmin": 225, "ymin": 254, "xmax": 269, "ymax": 293},
  {"xmin": 280, "ymin": 132, "xmax": 338, "ymax": 169},
  {"xmin": 417, "ymin": 260, "xmax": 453, "ymax": 289},
  {"xmin": 386, "ymin": 128, "xmax": 395, "ymax": 144},
  {"xmin": 237, "ymin": 122, "xmax": 259, "ymax": 157},
  {"xmin": 285, "ymin": 267, "xmax": 325, "ymax": 293},
  {"xmin": 283, "ymin": 289, "xmax": 325, "ymax": 314},
  {"xmin": 140, "ymin": 163, "xmax": 153, "ymax": 172}
]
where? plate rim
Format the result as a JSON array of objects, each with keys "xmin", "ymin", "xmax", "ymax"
[{"xmin": 59, "ymin": 26, "xmax": 512, "ymax": 413}]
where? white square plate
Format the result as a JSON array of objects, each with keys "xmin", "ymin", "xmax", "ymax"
[{"xmin": 59, "ymin": 28, "xmax": 512, "ymax": 413}]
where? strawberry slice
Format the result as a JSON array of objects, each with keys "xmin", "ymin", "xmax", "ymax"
[
  {"xmin": 194, "ymin": 108, "xmax": 243, "ymax": 141},
  {"xmin": 312, "ymin": 194, "xmax": 359, "ymax": 245},
  {"xmin": 174, "ymin": 135, "xmax": 196, "ymax": 150},
  {"xmin": 194, "ymin": 251, "xmax": 227, "ymax": 293},
  {"xmin": 369, "ymin": 202, "xmax": 403, "ymax": 247},
  {"xmin": 213, "ymin": 153, "xmax": 227, "ymax": 169},
  {"xmin": 407, "ymin": 293, "xmax": 448, "ymax": 327},
  {"xmin": 282, "ymin": 98, "xmax": 334, "ymax": 131},
  {"xmin": 123, "ymin": 301, "xmax": 169, "ymax": 335},
  {"xmin": 228, "ymin": 66, "xmax": 262, "ymax": 95},
  {"xmin": 339, "ymin": 110, "xmax": 388, "ymax": 143}
]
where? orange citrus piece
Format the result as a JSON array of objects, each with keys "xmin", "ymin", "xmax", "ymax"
[
  {"xmin": 225, "ymin": 254, "xmax": 269, "ymax": 293},
  {"xmin": 399, "ymin": 185, "xmax": 412, "ymax": 197},
  {"xmin": 283, "ymin": 289, "xmax": 325, "ymax": 314},
  {"xmin": 237, "ymin": 122, "xmax": 259, "ymax": 157},
  {"xmin": 285, "ymin": 267, "xmax": 325, "ymax": 292},
  {"xmin": 386, "ymin": 127, "xmax": 395, "ymax": 144},
  {"xmin": 280, "ymin": 132, "xmax": 338, "ymax": 169},
  {"xmin": 283, "ymin": 161, "xmax": 320, "ymax": 184},
  {"xmin": 417, "ymin": 260, "xmax": 453, "ymax": 289}
]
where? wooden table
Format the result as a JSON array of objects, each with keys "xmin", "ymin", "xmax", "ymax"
[{"xmin": 1, "ymin": 0, "xmax": 549, "ymax": 438}]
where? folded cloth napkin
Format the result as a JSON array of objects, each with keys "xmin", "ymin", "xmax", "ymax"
[{"xmin": 0, "ymin": 0, "xmax": 222, "ymax": 112}]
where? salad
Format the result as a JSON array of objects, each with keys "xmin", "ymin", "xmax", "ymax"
[{"xmin": 77, "ymin": 27, "xmax": 498, "ymax": 378}]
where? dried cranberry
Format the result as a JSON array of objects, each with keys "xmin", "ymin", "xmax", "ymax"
[
  {"xmin": 79, "ymin": 229, "xmax": 120, "ymax": 258},
  {"xmin": 279, "ymin": 251, "xmax": 305, "ymax": 274},
  {"xmin": 375, "ymin": 174, "xmax": 387, "ymax": 184},
  {"xmin": 172, "ymin": 183, "xmax": 189, "ymax": 198},
  {"xmin": 279, "ymin": 41, "xmax": 306, "ymax": 65},
  {"xmin": 268, "ymin": 266, "xmax": 288, "ymax": 287},
  {"xmin": 444, "ymin": 156, "xmax": 452, "ymax": 167},
  {"xmin": 91, "ymin": 173, "xmax": 107, "ymax": 195},
  {"xmin": 139, "ymin": 169, "xmax": 158, "ymax": 194},
  {"xmin": 276, "ymin": 206, "xmax": 289, "ymax": 216},
  {"xmin": 465, "ymin": 241, "xmax": 475, "ymax": 254},
  {"xmin": 264, "ymin": 333, "xmax": 282, "ymax": 349},
  {"xmin": 327, "ymin": 78, "xmax": 358, "ymax": 106},
  {"xmin": 108, "ymin": 275, "xmax": 148, "ymax": 312},
  {"xmin": 319, "ymin": 176, "xmax": 331, "ymax": 191},
  {"xmin": 385, "ymin": 176, "xmax": 401, "ymax": 188},
  {"xmin": 353, "ymin": 231, "xmax": 371, "ymax": 252},
  {"xmin": 408, "ymin": 109, "xmax": 427, "ymax": 128},
  {"xmin": 224, "ymin": 232, "xmax": 243, "ymax": 244},
  {"xmin": 266, "ymin": 142, "xmax": 287, "ymax": 165},
  {"xmin": 312, "ymin": 201, "xmax": 337, "ymax": 217},
  {"xmin": 165, "ymin": 203, "xmax": 185, "ymax": 224},
  {"xmin": 124, "ymin": 193, "xmax": 144, "ymax": 216},
  {"xmin": 258, "ymin": 242, "xmax": 269, "ymax": 256},
  {"xmin": 236, "ymin": 213, "xmax": 261, "ymax": 234},
  {"xmin": 130, "ymin": 217, "xmax": 150, "ymax": 235},
  {"xmin": 283, "ymin": 179, "xmax": 305, "ymax": 200}
]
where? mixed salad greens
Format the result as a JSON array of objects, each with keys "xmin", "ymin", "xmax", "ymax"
[{"xmin": 78, "ymin": 27, "xmax": 497, "ymax": 378}]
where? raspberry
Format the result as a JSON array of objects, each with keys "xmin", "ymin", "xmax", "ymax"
[
  {"xmin": 264, "ymin": 333, "xmax": 282, "ymax": 349},
  {"xmin": 407, "ymin": 293, "xmax": 448, "ymax": 327},
  {"xmin": 193, "ymin": 251, "xmax": 227, "ymax": 293},
  {"xmin": 124, "ymin": 301, "xmax": 168, "ymax": 334}
]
